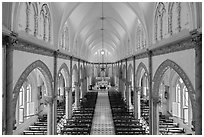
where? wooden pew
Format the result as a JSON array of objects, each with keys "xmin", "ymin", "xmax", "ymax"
[{"xmin": 23, "ymin": 130, "xmax": 47, "ymax": 135}]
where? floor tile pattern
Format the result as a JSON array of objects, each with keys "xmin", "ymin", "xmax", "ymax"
[{"xmin": 91, "ymin": 90, "xmax": 115, "ymax": 135}]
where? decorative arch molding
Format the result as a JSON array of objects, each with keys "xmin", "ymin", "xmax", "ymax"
[
  {"xmin": 58, "ymin": 63, "xmax": 70, "ymax": 87},
  {"xmin": 135, "ymin": 62, "xmax": 149, "ymax": 88},
  {"xmin": 127, "ymin": 64, "xmax": 133, "ymax": 82},
  {"xmin": 58, "ymin": 63, "xmax": 70, "ymax": 76},
  {"xmin": 14, "ymin": 2, "xmax": 53, "ymax": 43},
  {"xmin": 152, "ymin": 59, "xmax": 196, "ymax": 108},
  {"xmin": 12, "ymin": 60, "xmax": 54, "ymax": 120},
  {"xmin": 153, "ymin": 2, "xmax": 195, "ymax": 43}
]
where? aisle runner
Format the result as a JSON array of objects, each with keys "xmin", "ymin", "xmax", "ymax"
[{"xmin": 91, "ymin": 90, "xmax": 115, "ymax": 135}]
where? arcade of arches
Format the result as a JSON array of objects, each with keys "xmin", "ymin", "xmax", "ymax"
[{"xmin": 2, "ymin": 2, "xmax": 202, "ymax": 135}]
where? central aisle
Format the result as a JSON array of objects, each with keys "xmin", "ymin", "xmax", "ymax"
[{"xmin": 91, "ymin": 90, "xmax": 115, "ymax": 135}]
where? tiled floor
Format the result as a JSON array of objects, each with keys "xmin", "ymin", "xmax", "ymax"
[{"xmin": 91, "ymin": 90, "xmax": 115, "ymax": 135}]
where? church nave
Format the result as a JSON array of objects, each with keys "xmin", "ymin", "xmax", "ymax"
[{"xmin": 2, "ymin": 1, "xmax": 202, "ymax": 135}]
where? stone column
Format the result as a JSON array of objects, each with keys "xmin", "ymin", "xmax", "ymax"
[
  {"xmin": 74, "ymin": 59, "xmax": 80, "ymax": 109},
  {"xmin": 47, "ymin": 101, "xmax": 53, "ymax": 135},
  {"xmin": 148, "ymin": 50, "xmax": 153, "ymax": 134},
  {"xmin": 75, "ymin": 83, "xmax": 80, "ymax": 108},
  {"xmin": 65, "ymin": 87, "xmax": 69, "ymax": 119},
  {"xmin": 127, "ymin": 83, "xmax": 132, "ymax": 109},
  {"xmin": 148, "ymin": 50, "xmax": 157, "ymax": 135},
  {"xmin": 68, "ymin": 87, "xmax": 72, "ymax": 119},
  {"xmin": 118, "ymin": 62, "xmax": 122, "ymax": 93},
  {"xmin": 69, "ymin": 57, "xmax": 73, "ymax": 118},
  {"xmin": 120, "ymin": 61, "xmax": 123, "ymax": 96},
  {"xmin": 82, "ymin": 61, "xmax": 86, "ymax": 97},
  {"xmin": 112, "ymin": 63, "xmax": 113, "ymax": 77},
  {"xmin": 135, "ymin": 87, "xmax": 141, "ymax": 119},
  {"xmin": 117, "ymin": 62, "xmax": 119, "ymax": 87},
  {"xmin": 125, "ymin": 59, "xmax": 129, "ymax": 107},
  {"xmin": 83, "ymin": 77, "xmax": 87, "ymax": 97},
  {"xmin": 52, "ymin": 51, "xmax": 58, "ymax": 135},
  {"xmin": 133, "ymin": 57, "xmax": 138, "ymax": 118},
  {"xmin": 4, "ymin": 36, "xmax": 14, "ymax": 135},
  {"xmin": 112, "ymin": 63, "xmax": 114, "ymax": 86},
  {"xmin": 192, "ymin": 32, "xmax": 202, "ymax": 135},
  {"xmin": 2, "ymin": 41, "xmax": 6, "ymax": 135}
]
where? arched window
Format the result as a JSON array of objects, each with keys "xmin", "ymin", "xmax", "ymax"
[
  {"xmin": 157, "ymin": 15, "xmax": 162, "ymax": 40},
  {"xmin": 28, "ymin": 4, "xmax": 35, "ymax": 35},
  {"xmin": 18, "ymin": 86, "xmax": 25, "ymax": 124},
  {"xmin": 26, "ymin": 84, "xmax": 32, "ymax": 118},
  {"xmin": 174, "ymin": 77, "xmax": 190, "ymax": 124},
  {"xmin": 38, "ymin": 12, "xmax": 44, "ymax": 39},
  {"xmin": 180, "ymin": 3, "xmax": 190, "ymax": 30},
  {"xmin": 18, "ymin": 3, "xmax": 28, "ymax": 31},
  {"xmin": 183, "ymin": 85, "xmax": 189, "ymax": 123},
  {"xmin": 154, "ymin": 2, "xmax": 191, "ymax": 42},
  {"xmin": 39, "ymin": 4, "xmax": 51, "ymax": 42},
  {"xmin": 17, "ymin": 3, "xmax": 52, "ymax": 42},
  {"xmin": 44, "ymin": 16, "xmax": 49, "ymax": 42},
  {"xmin": 136, "ymin": 26, "xmax": 141, "ymax": 50},
  {"xmin": 141, "ymin": 28, "xmax": 146, "ymax": 49},
  {"xmin": 155, "ymin": 2, "xmax": 166, "ymax": 41},
  {"xmin": 65, "ymin": 27, "xmax": 69, "ymax": 51},
  {"xmin": 60, "ymin": 23, "xmax": 70, "ymax": 51},
  {"xmin": 172, "ymin": 3, "xmax": 180, "ymax": 33},
  {"xmin": 62, "ymin": 28, "xmax": 67, "ymax": 50},
  {"xmin": 162, "ymin": 5, "xmax": 168, "ymax": 38},
  {"xmin": 136, "ymin": 20, "xmax": 146, "ymax": 51}
]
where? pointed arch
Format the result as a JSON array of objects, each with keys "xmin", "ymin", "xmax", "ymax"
[
  {"xmin": 152, "ymin": 59, "xmax": 196, "ymax": 129},
  {"xmin": 18, "ymin": 2, "xmax": 29, "ymax": 31},
  {"xmin": 57, "ymin": 63, "xmax": 70, "ymax": 87},
  {"xmin": 135, "ymin": 62, "xmax": 149, "ymax": 88},
  {"xmin": 12, "ymin": 60, "xmax": 53, "ymax": 122},
  {"xmin": 152, "ymin": 59, "xmax": 195, "ymax": 102}
]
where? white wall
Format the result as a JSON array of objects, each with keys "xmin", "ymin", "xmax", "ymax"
[
  {"xmin": 152, "ymin": 49, "xmax": 195, "ymax": 89},
  {"xmin": 13, "ymin": 50, "xmax": 54, "ymax": 90}
]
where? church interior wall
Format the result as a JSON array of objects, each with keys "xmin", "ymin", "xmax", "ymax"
[
  {"xmin": 152, "ymin": 48, "xmax": 195, "ymax": 90},
  {"xmin": 13, "ymin": 50, "xmax": 54, "ymax": 90}
]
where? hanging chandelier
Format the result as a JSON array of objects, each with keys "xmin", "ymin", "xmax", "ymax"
[{"xmin": 101, "ymin": 2, "xmax": 104, "ymax": 64}]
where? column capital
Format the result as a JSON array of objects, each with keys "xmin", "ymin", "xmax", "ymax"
[
  {"xmin": 44, "ymin": 95, "xmax": 53, "ymax": 104},
  {"xmin": 3, "ymin": 33, "xmax": 18, "ymax": 48},
  {"xmin": 54, "ymin": 50, "xmax": 59, "ymax": 56},
  {"xmin": 190, "ymin": 29, "xmax": 202, "ymax": 46},
  {"xmin": 147, "ymin": 49, "xmax": 153, "ymax": 56}
]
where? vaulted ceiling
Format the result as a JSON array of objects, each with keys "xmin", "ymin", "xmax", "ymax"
[
  {"xmin": 2, "ymin": 2, "xmax": 156, "ymax": 63},
  {"xmin": 51, "ymin": 2, "xmax": 155, "ymax": 63}
]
